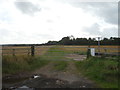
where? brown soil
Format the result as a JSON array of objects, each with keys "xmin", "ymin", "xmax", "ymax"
[
  {"xmin": 65, "ymin": 54, "xmax": 87, "ymax": 61},
  {"xmin": 2, "ymin": 54, "xmax": 97, "ymax": 89}
]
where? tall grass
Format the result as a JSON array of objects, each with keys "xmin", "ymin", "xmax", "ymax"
[
  {"xmin": 2, "ymin": 46, "xmax": 69, "ymax": 74},
  {"xmin": 75, "ymin": 57, "xmax": 118, "ymax": 88},
  {"xmin": 2, "ymin": 55, "xmax": 50, "ymax": 74}
]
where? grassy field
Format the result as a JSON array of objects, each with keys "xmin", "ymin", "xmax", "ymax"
[
  {"xmin": 2, "ymin": 45, "xmax": 119, "ymax": 88},
  {"xmin": 75, "ymin": 56, "xmax": 119, "ymax": 88},
  {"xmin": 2, "ymin": 46, "xmax": 69, "ymax": 74}
]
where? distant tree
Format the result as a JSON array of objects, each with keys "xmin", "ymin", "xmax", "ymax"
[
  {"xmin": 46, "ymin": 41, "xmax": 58, "ymax": 45},
  {"xmin": 44, "ymin": 36, "xmax": 120, "ymax": 45},
  {"xmin": 59, "ymin": 36, "xmax": 71, "ymax": 45}
]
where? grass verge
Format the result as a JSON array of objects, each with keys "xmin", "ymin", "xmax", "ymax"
[
  {"xmin": 75, "ymin": 57, "xmax": 118, "ymax": 88},
  {"xmin": 2, "ymin": 55, "xmax": 50, "ymax": 74}
]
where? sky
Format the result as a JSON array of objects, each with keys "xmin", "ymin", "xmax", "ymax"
[{"xmin": 0, "ymin": 0, "xmax": 119, "ymax": 44}]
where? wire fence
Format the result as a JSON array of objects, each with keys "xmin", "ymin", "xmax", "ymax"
[
  {"xmin": 1, "ymin": 45, "xmax": 120, "ymax": 56},
  {"xmin": 2, "ymin": 48, "xmax": 32, "ymax": 56},
  {"xmin": 1, "ymin": 45, "xmax": 52, "ymax": 56},
  {"xmin": 63, "ymin": 46, "xmax": 120, "ymax": 56}
]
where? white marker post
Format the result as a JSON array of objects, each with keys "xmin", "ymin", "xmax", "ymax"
[{"xmin": 90, "ymin": 48, "xmax": 95, "ymax": 56}]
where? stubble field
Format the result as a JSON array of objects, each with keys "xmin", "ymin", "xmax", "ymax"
[{"xmin": 2, "ymin": 45, "xmax": 120, "ymax": 56}]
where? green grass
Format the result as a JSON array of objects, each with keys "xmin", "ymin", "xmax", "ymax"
[
  {"xmin": 75, "ymin": 57, "xmax": 118, "ymax": 88},
  {"xmin": 52, "ymin": 61, "xmax": 68, "ymax": 71},
  {"xmin": 2, "ymin": 46, "xmax": 69, "ymax": 74},
  {"xmin": 41, "ymin": 46, "xmax": 69, "ymax": 71},
  {"xmin": 2, "ymin": 55, "xmax": 50, "ymax": 74},
  {"xmin": 41, "ymin": 46, "xmax": 68, "ymax": 61}
]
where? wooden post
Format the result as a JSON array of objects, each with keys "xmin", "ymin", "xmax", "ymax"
[
  {"xmin": 87, "ymin": 48, "xmax": 91, "ymax": 58},
  {"xmin": 31, "ymin": 45, "xmax": 35, "ymax": 56}
]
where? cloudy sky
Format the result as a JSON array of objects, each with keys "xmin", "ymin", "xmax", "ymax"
[{"xmin": 0, "ymin": 0, "xmax": 119, "ymax": 44}]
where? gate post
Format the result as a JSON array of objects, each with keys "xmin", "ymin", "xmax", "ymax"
[
  {"xmin": 87, "ymin": 48, "xmax": 91, "ymax": 58},
  {"xmin": 87, "ymin": 48, "xmax": 95, "ymax": 58}
]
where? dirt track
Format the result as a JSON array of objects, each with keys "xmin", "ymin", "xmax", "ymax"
[{"xmin": 2, "ymin": 54, "xmax": 97, "ymax": 89}]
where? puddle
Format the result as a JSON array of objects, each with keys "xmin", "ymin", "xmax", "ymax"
[
  {"xmin": 74, "ymin": 58, "xmax": 82, "ymax": 61},
  {"xmin": 15, "ymin": 85, "xmax": 34, "ymax": 90}
]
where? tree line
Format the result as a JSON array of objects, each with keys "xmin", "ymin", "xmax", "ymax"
[
  {"xmin": 1, "ymin": 36, "xmax": 119, "ymax": 46},
  {"xmin": 45, "ymin": 36, "xmax": 120, "ymax": 45}
]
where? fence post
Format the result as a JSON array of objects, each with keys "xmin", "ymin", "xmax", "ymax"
[
  {"xmin": 13, "ymin": 49, "xmax": 15, "ymax": 56},
  {"xmin": 87, "ymin": 48, "xmax": 91, "ymax": 58},
  {"xmin": 31, "ymin": 45, "xmax": 35, "ymax": 56}
]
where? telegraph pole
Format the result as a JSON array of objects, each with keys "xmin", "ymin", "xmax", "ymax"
[
  {"xmin": 95, "ymin": 37, "xmax": 102, "ymax": 54},
  {"xmin": 98, "ymin": 37, "xmax": 100, "ymax": 53}
]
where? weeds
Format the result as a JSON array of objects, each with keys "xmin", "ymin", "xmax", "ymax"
[
  {"xmin": 2, "ymin": 55, "xmax": 50, "ymax": 74},
  {"xmin": 75, "ymin": 57, "xmax": 118, "ymax": 88}
]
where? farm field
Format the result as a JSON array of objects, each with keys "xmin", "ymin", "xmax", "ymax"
[
  {"xmin": 63, "ymin": 45, "xmax": 120, "ymax": 54},
  {"xmin": 1, "ymin": 45, "xmax": 120, "ymax": 56},
  {"xmin": 2, "ymin": 45, "xmax": 119, "ymax": 89},
  {"xmin": 2, "ymin": 46, "xmax": 53, "ymax": 56}
]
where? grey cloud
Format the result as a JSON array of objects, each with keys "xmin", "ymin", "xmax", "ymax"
[
  {"xmin": 0, "ymin": 12, "xmax": 12, "ymax": 23},
  {"xmin": 83, "ymin": 23, "xmax": 101, "ymax": 36},
  {"xmin": 102, "ymin": 27, "xmax": 118, "ymax": 37},
  {"xmin": 0, "ymin": 29, "xmax": 49, "ymax": 44},
  {"xmin": 0, "ymin": 29, "xmax": 19, "ymax": 44},
  {"xmin": 0, "ymin": 29, "xmax": 10, "ymax": 38},
  {"xmin": 78, "ymin": 2, "xmax": 117, "ymax": 25},
  {"xmin": 59, "ymin": 1, "xmax": 118, "ymax": 25},
  {"xmin": 14, "ymin": 1, "xmax": 41, "ymax": 16},
  {"xmin": 34, "ymin": 33, "xmax": 54, "ymax": 39},
  {"xmin": 83, "ymin": 23, "xmax": 118, "ymax": 37},
  {"xmin": 118, "ymin": 2, "xmax": 120, "ymax": 35},
  {"xmin": 46, "ymin": 19, "xmax": 53, "ymax": 23}
]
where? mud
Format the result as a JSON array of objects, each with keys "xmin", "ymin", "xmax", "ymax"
[{"xmin": 2, "ymin": 74, "xmax": 96, "ymax": 89}]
